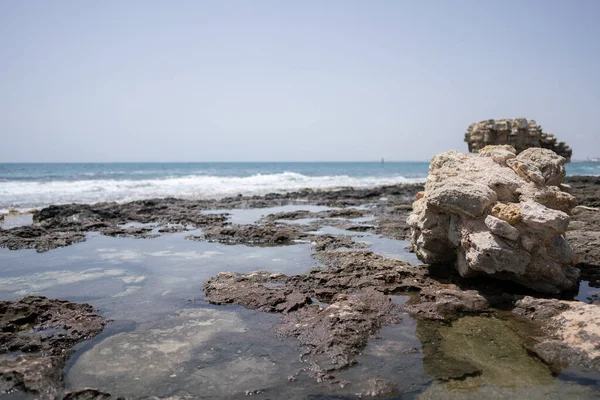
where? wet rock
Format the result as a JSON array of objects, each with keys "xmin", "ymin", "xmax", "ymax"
[
  {"xmin": 1, "ymin": 183, "xmax": 422, "ymax": 252},
  {"xmin": 0, "ymin": 226, "xmax": 86, "ymax": 252},
  {"xmin": 311, "ymin": 235, "xmax": 369, "ymax": 252},
  {"xmin": 0, "ymin": 355, "xmax": 65, "ymax": 395},
  {"xmin": 204, "ymin": 251, "xmax": 433, "ymax": 309},
  {"xmin": 191, "ymin": 223, "xmax": 313, "ymax": 245},
  {"xmin": 356, "ymin": 378, "xmax": 399, "ymax": 397},
  {"xmin": 372, "ymin": 203, "xmax": 414, "ymax": 241},
  {"xmin": 565, "ymin": 176, "xmax": 600, "ymax": 208},
  {"xmin": 310, "ymin": 250, "xmax": 433, "ymax": 294},
  {"xmin": 262, "ymin": 208, "xmax": 368, "ymax": 223},
  {"xmin": 416, "ymin": 314, "xmax": 555, "ymax": 391},
  {"xmin": 204, "ymin": 271, "xmax": 311, "ymax": 313},
  {"xmin": 203, "ymin": 251, "xmax": 431, "ymax": 377},
  {"xmin": 210, "ymin": 183, "xmax": 421, "ymax": 209},
  {"xmin": 405, "ymin": 289, "xmax": 490, "ymax": 320},
  {"xmin": 278, "ymin": 290, "xmax": 402, "ymax": 372},
  {"xmin": 156, "ymin": 225, "xmax": 189, "ymax": 233},
  {"xmin": 566, "ymin": 207, "xmax": 600, "ymax": 270},
  {"xmin": 464, "ymin": 118, "xmax": 572, "ymax": 161},
  {"xmin": 408, "ymin": 146, "xmax": 579, "ymax": 294},
  {"xmin": 62, "ymin": 388, "xmax": 121, "ymax": 400},
  {"xmin": 512, "ymin": 297, "xmax": 600, "ymax": 371},
  {"xmin": 1, "ymin": 200, "xmax": 228, "ymax": 252},
  {"xmin": 100, "ymin": 226, "xmax": 160, "ymax": 239},
  {"xmin": 0, "ymin": 296, "xmax": 106, "ymax": 396},
  {"xmin": 261, "ymin": 210, "xmax": 314, "ymax": 222}
]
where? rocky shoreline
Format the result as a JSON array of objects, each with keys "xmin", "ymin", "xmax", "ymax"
[{"xmin": 0, "ymin": 176, "xmax": 599, "ymax": 398}]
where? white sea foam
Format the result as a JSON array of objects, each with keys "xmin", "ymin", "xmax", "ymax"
[{"xmin": 0, "ymin": 172, "xmax": 424, "ymax": 212}]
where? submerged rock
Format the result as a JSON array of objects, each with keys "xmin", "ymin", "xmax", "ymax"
[
  {"xmin": 203, "ymin": 251, "xmax": 430, "ymax": 377},
  {"xmin": 278, "ymin": 290, "xmax": 402, "ymax": 372},
  {"xmin": 62, "ymin": 388, "xmax": 122, "ymax": 400},
  {"xmin": 513, "ymin": 296, "xmax": 600, "ymax": 371},
  {"xmin": 416, "ymin": 314, "xmax": 556, "ymax": 390},
  {"xmin": 405, "ymin": 288, "xmax": 491, "ymax": 321},
  {"xmin": 464, "ymin": 118, "xmax": 572, "ymax": 161},
  {"xmin": 408, "ymin": 146, "xmax": 579, "ymax": 293}
]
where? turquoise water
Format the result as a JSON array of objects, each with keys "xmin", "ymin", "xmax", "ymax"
[
  {"xmin": 0, "ymin": 161, "xmax": 598, "ymax": 211},
  {"xmin": 0, "ymin": 162, "xmax": 430, "ymax": 181}
]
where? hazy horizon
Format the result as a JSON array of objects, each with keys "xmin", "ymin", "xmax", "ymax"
[{"xmin": 2, "ymin": 1, "xmax": 599, "ymax": 162}]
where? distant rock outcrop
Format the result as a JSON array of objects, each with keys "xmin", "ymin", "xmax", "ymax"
[
  {"xmin": 464, "ymin": 118, "xmax": 572, "ymax": 162},
  {"xmin": 407, "ymin": 146, "xmax": 579, "ymax": 294}
]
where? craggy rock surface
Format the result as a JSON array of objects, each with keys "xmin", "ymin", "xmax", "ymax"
[
  {"xmin": 62, "ymin": 388, "xmax": 122, "ymax": 400},
  {"xmin": 0, "ymin": 296, "xmax": 106, "ymax": 397},
  {"xmin": 187, "ymin": 223, "xmax": 313, "ymax": 246},
  {"xmin": 0, "ymin": 226, "xmax": 86, "ymax": 252},
  {"xmin": 408, "ymin": 146, "xmax": 579, "ymax": 294},
  {"xmin": 260, "ymin": 208, "xmax": 369, "ymax": 223},
  {"xmin": 311, "ymin": 235, "xmax": 369, "ymax": 252},
  {"xmin": 560, "ymin": 176, "xmax": 600, "ymax": 296},
  {"xmin": 405, "ymin": 288, "xmax": 491, "ymax": 321},
  {"xmin": 278, "ymin": 290, "xmax": 402, "ymax": 373},
  {"xmin": 0, "ymin": 184, "xmax": 422, "ymax": 252},
  {"xmin": 204, "ymin": 250, "xmax": 433, "ymax": 377},
  {"xmin": 513, "ymin": 297, "xmax": 600, "ymax": 371},
  {"xmin": 415, "ymin": 313, "xmax": 555, "ymax": 388},
  {"xmin": 464, "ymin": 118, "xmax": 572, "ymax": 161},
  {"xmin": 0, "ymin": 200, "xmax": 227, "ymax": 252}
]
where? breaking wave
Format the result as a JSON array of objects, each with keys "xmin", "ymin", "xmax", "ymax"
[{"xmin": 0, "ymin": 172, "xmax": 424, "ymax": 212}]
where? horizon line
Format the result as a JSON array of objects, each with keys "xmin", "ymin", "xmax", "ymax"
[{"xmin": 0, "ymin": 160, "xmax": 432, "ymax": 164}]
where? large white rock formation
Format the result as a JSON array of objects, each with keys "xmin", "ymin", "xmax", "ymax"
[{"xmin": 407, "ymin": 146, "xmax": 579, "ymax": 294}]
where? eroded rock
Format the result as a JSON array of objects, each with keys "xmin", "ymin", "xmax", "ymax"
[
  {"xmin": 464, "ymin": 118, "xmax": 572, "ymax": 161},
  {"xmin": 189, "ymin": 223, "xmax": 313, "ymax": 245},
  {"xmin": 278, "ymin": 290, "xmax": 402, "ymax": 372},
  {"xmin": 512, "ymin": 296, "xmax": 600, "ymax": 371},
  {"xmin": 408, "ymin": 146, "xmax": 579, "ymax": 293},
  {"xmin": 203, "ymin": 251, "xmax": 432, "ymax": 377},
  {"xmin": 0, "ymin": 296, "xmax": 106, "ymax": 397}
]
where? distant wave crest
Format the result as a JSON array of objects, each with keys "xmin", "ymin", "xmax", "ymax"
[{"xmin": 0, "ymin": 172, "xmax": 424, "ymax": 212}]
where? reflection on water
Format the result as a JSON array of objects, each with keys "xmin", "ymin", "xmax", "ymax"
[
  {"xmin": 67, "ymin": 306, "xmax": 305, "ymax": 398},
  {"xmin": 576, "ymin": 280, "xmax": 600, "ymax": 304},
  {"xmin": 0, "ymin": 213, "xmax": 33, "ymax": 229}
]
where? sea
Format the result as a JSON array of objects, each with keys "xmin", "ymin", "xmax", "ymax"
[{"xmin": 1, "ymin": 161, "xmax": 599, "ymax": 212}]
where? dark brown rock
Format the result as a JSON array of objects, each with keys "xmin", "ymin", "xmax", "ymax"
[
  {"xmin": 191, "ymin": 223, "xmax": 312, "ymax": 245},
  {"xmin": 0, "ymin": 296, "xmax": 106, "ymax": 397},
  {"xmin": 278, "ymin": 290, "xmax": 402, "ymax": 372},
  {"xmin": 405, "ymin": 288, "xmax": 490, "ymax": 320}
]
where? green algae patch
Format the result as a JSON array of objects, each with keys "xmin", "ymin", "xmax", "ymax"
[{"xmin": 417, "ymin": 313, "xmax": 555, "ymax": 392}]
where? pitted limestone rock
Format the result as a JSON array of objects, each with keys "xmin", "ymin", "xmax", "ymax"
[
  {"xmin": 464, "ymin": 118, "xmax": 572, "ymax": 162},
  {"xmin": 408, "ymin": 146, "xmax": 579, "ymax": 294}
]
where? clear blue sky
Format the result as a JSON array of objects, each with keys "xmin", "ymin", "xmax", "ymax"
[{"xmin": 1, "ymin": 0, "xmax": 599, "ymax": 162}]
